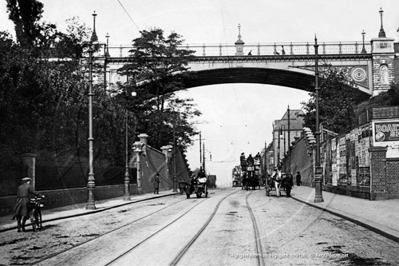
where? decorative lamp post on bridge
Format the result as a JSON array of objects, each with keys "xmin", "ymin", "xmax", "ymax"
[
  {"xmin": 314, "ymin": 36, "xmax": 324, "ymax": 203},
  {"xmin": 361, "ymin": 30, "xmax": 367, "ymax": 54},
  {"xmin": 378, "ymin": 8, "xmax": 386, "ymax": 38}
]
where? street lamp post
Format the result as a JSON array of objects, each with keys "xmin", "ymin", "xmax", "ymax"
[
  {"xmin": 173, "ymin": 124, "xmax": 178, "ymax": 192},
  {"xmin": 86, "ymin": 12, "xmax": 98, "ymax": 210},
  {"xmin": 277, "ymin": 128, "xmax": 281, "ymax": 166},
  {"xmin": 123, "ymin": 99, "xmax": 130, "ymax": 200},
  {"xmin": 314, "ymin": 36, "xmax": 324, "ymax": 203},
  {"xmin": 123, "ymin": 89, "xmax": 137, "ymax": 201},
  {"xmin": 281, "ymin": 125, "xmax": 286, "ymax": 157},
  {"xmin": 287, "ymin": 105, "xmax": 291, "ymax": 174},
  {"xmin": 281, "ymin": 125, "xmax": 286, "ymax": 171}
]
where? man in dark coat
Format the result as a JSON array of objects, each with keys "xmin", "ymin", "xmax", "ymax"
[
  {"xmin": 296, "ymin": 172, "xmax": 302, "ymax": 186},
  {"xmin": 284, "ymin": 174, "xmax": 294, "ymax": 197},
  {"xmin": 154, "ymin": 173, "xmax": 160, "ymax": 194},
  {"xmin": 14, "ymin": 177, "xmax": 43, "ymax": 232},
  {"xmin": 197, "ymin": 167, "xmax": 206, "ymax": 179}
]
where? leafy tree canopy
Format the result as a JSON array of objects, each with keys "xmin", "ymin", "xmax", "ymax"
[
  {"xmin": 116, "ymin": 28, "xmax": 201, "ymax": 151},
  {"xmin": 357, "ymin": 82, "xmax": 399, "ymax": 114},
  {"xmin": 301, "ymin": 65, "xmax": 361, "ymax": 134}
]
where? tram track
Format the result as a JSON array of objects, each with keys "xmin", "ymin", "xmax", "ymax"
[
  {"xmin": 103, "ymin": 189, "xmax": 241, "ymax": 266},
  {"xmin": 245, "ymin": 191, "xmax": 266, "ymax": 266},
  {"xmin": 32, "ymin": 197, "xmax": 191, "ymax": 265},
  {"xmin": 104, "ymin": 197, "xmax": 209, "ymax": 266},
  {"xmin": 169, "ymin": 190, "xmax": 241, "ymax": 266}
]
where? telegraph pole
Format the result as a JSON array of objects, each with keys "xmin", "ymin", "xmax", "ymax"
[
  {"xmin": 314, "ymin": 36, "xmax": 324, "ymax": 203},
  {"xmin": 199, "ymin": 132, "xmax": 202, "ymax": 168}
]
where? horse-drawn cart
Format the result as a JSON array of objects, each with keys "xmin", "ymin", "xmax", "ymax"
[
  {"xmin": 266, "ymin": 173, "xmax": 293, "ymax": 197},
  {"xmin": 186, "ymin": 177, "xmax": 208, "ymax": 199}
]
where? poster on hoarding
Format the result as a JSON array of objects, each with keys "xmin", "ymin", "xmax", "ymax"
[
  {"xmin": 332, "ymin": 171, "xmax": 338, "ymax": 186},
  {"xmin": 351, "ymin": 169, "xmax": 357, "ymax": 185},
  {"xmin": 374, "ymin": 121, "xmax": 399, "ymax": 143}
]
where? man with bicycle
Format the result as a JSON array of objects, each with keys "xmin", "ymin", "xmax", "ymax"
[{"xmin": 13, "ymin": 177, "xmax": 44, "ymax": 232}]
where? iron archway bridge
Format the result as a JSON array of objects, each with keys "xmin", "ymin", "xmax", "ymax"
[{"xmin": 103, "ymin": 39, "xmax": 396, "ymax": 98}]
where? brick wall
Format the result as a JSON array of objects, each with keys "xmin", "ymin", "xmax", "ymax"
[
  {"xmin": 386, "ymin": 158, "xmax": 399, "ymax": 198},
  {"xmin": 369, "ymin": 146, "xmax": 388, "ymax": 200}
]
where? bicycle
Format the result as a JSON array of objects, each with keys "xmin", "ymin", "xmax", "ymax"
[{"xmin": 28, "ymin": 197, "xmax": 44, "ymax": 231}]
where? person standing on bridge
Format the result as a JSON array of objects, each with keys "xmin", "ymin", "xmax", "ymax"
[{"xmin": 281, "ymin": 46, "xmax": 285, "ymax": 55}]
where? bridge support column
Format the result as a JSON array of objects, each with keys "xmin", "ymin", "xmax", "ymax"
[
  {"xmin": 370, "ymin": 9, "xmax": 395, "ymax": 96},
  {"xmin": 371, "ymin": 36, "xmax": 395, "ymax": 95}
]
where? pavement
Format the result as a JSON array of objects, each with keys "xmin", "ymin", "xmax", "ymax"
[
  {"xmin": 0, "ymin": 190, "xmax": 179, "ymax": 233},
  {"xmin": 1, "ymin": 186, "xmax": 399, "ymax": 244}
]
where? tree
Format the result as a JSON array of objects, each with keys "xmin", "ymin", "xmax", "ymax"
[
  {"xmin": 117, "ymin": 28, "xmax": 201, "ymax": 150},
  {"xmin": 301, "ymin": 65, "xmax": 361, "ymax": 134},
  {"xmin": 356, "ymin": 82, "xmax": 399, "ymax": 115},
  {"xmin": 0, "ymin": 18, "xmax": 129, "ymax": 189},
  {"xmin": 6, "ymin": 0, "xmax": 44, "ymax": 47},
  {"xmin": 119, "ymin": 28, "xmax": 195, "ymax": 111}
]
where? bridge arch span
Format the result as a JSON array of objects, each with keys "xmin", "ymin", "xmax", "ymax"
[
  {"xmin": 184, "ymin": 68, "xmax": 314, "ymax": 92},
  {"xmin": 183, "ymin": 67, "xmax": 370, "ymax": 99}
]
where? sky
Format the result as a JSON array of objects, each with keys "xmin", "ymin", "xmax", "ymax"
[{"xmin": 1, "ymin": 0, "xmax": 399, "ymax": 187}]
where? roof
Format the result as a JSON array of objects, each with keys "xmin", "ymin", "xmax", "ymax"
[{"xmin": 273, "ymin": 109, "xmax": 304, "ymax": 131}]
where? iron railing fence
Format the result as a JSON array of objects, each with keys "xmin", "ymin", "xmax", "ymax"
[{"xmin": 106, "ymin": 41, "xmax": 372, "ymax": 58}]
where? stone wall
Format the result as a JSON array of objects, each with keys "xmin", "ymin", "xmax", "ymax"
[{"xmin": 0, "ymin": 184, "xmax": 139, "ymax": 216}]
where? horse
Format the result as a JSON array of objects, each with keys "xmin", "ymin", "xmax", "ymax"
[{"xmin": 271, "ymin": 170, "xmax": 283, "ymax": 196}]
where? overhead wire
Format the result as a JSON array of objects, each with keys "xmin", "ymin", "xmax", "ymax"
[
  {"xmin": 116, "ymin": 0, "xmax": 141, "ymax": 32},
  {"xmin": 218, "ymin": 0, "xmax": 251, "ymax": 150}
]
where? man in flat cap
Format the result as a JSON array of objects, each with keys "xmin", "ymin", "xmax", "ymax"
[{"xmin": 13, "ymin": 177, "xmax": 44, "ymax": 232}]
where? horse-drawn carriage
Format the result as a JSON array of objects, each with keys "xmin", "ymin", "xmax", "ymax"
[
  {"xmin": 186, "ymin": 177, "xmax": 208, "ymax": 199},
  {"xmin": 266, "ymin": 172, "xmax": 293, "ymax": 197},
  {"xmin": 239, "ymin": 153, "xmax": 262, "ymax": 190},
  {"xmin": 241, "ymin": 168, "xmax": 261, "ymax": 190}
]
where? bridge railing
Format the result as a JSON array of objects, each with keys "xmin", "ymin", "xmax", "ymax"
[{"xmin": 107, "ymin": 42, "xmax": 372, "ymax": 58}]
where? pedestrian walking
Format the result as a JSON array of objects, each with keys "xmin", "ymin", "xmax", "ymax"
[
  {"xmin": 284, "ymin": 174, "xmax": 294, "ymax": 197},
  {"xmin": 154, "ymin": 173, "xmax": 160, "ymax": 194},
  {"xmin": 13, "ymin": 177, "xmax": 44, "ymax": 232},
  {"xmin": 296, "ymin": 171, "xmax": 302, "ymax": 186},
  {"xmin": 281, "ymin": 45, "xmax": 285, "ymax": 55}
]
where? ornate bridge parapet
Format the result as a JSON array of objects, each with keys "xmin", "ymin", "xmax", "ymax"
[{"xmin": 107, "ymin": 41, "xmax": 372, "ymax": 58}]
